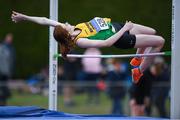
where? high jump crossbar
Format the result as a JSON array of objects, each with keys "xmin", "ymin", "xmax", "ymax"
[{"xmin": 54, "ymin": 51, "xmax": 171, "ymax": 58}]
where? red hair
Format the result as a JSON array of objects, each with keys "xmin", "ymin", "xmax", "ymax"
[{"xmin": 53, "ymin": 25, "xmax": 74, "ymax": 59}]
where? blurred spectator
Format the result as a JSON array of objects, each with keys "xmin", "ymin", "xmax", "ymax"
[
  {"xmin": 129, "ymin": 57, "xmax": 170, "ymax": 117},
  {"xmin": 57, "ymin": 65, "xmax": 65, "ymax": 94},
  {"xmin": 150, "ymin": 57, "xmax": 170, "ymax": 117},
  {"xmin": 106, "ymin": 59, "xmax": 128, "ymax": 115},
  {"xmin": 81, "ymin": 48, "xmax": 103, "ymax": 104},
  {"xmin": 26, "ymin": 66, "xmax": 48, "ymax": 94},
  {"xmin": 129, "ymin": 71, "xmax": 152, "ymax": 116},
  {"xmin": 63, "ymin": 51, "xmax": 80, "ymax": 107},
  {"xmin": 58, "ymin": 65, "xmax": 65, "ymax": 81},
  {"xmin": 0, "ymin": 33, "xmax": 16, "ymax": 105}
]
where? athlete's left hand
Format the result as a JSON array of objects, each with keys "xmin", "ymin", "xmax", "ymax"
[{"xmin": 123, "ymin": 21, "xmax": 133, "ymax": 31}]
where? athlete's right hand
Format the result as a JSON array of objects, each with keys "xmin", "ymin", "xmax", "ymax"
[
  {"xmin": 11, "ymin": 11, "xmax": 26, "ymax": 23},
  {"xmin": 123, "ymin": 21, "xmax": 133, "ymax": 31}
]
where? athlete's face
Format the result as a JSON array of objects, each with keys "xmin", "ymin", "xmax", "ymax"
[{"xmin": 65, "ymin": 23, "xmax": 74, "ymax": 35}]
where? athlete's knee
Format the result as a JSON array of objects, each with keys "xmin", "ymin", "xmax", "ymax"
[
  {"xmin": 144, "ymin": 27, "xmax": 156, "ymax": 35},
  {"xmin": 159, "ymin": 36, "xmax": 165, "ymax": 46},
  {"xmin": 157, "ymin": 36, "xmax": 165, "ymax": 47},
  {"xmin": 151, "ymin": 28, "xmax": 156, "ymax": 35}
]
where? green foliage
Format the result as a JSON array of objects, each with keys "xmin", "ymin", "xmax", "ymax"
[{"xmin": 0, "ymin": 0, "xmax": 171, "ymax": 78}]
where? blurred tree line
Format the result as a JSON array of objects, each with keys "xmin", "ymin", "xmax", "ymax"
[{"xmin": 0, "ymin": 0, "xmax": 171, "ymax": 78}]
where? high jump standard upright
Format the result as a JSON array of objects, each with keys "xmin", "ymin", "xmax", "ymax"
[
  {"xmin": 49, "ymin": 0, "xmax": 58, "ymax": 110},
  {"xmin": 171, "ymin": 0, "xmax": 180, "ymax": 119}
]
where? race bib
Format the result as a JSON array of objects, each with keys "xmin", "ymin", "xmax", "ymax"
[{"xmin": 90, "ymin": 17, "xmax": 109, "ymax": 32}]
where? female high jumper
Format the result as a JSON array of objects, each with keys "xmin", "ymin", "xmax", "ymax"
[{"xmin": 11, "ymin": 11, "xmax": 165, "ymax": 83}]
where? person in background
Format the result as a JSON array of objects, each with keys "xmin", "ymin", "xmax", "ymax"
[
  {"xmin": 0, "ymin": 33, "xmax": 16, "ymax": 105},
  {"xmin": 81, "ymin": 48, "xmax": 103, "ymax": 104},
  {"xmin": 27, "ymin": 66, "xmax": 48, "ymax": 94},
  {"xmin": 57, "ymin": 65, "xmax": 65, "ymax": 95},
  {"xmin": 129, "ymin": 73, "xmax": 152, "ymax": 116},
  {"xmin": 63, "ymin": 51, "xmax": 80, "ymax": 107},
  {"xmin": 150, "ymin": 57, "xmax": 170, "ymax": 117},
  {"xmin": 129, "ymin": 57, "xmax": 170, "ymax": 117},
  {"xmin": 106, "ymin": 59, "xmax": 128, "ymax": 114}
]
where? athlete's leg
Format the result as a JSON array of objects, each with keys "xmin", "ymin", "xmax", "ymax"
[
  {"xmin": 130, "ymin": 23, "xmax": 156, "ymax": 35},
  {"xmin": 129, "ymin": 24, "xmax": 154, "ymax": 67},
  {"xmin": 129, "ymin": 23, "xmax": 155, "ymax": 66},
  {"xmin": 135, "ymin": 47, "xmax": 152, "ymax": 54},
  {"xmin": 134, "ymin": 34, "xmax": 165, "ymax": 72},
  {"xmin": 130, "ymin": 47, "xmax": 152, "ymax": 67},
  {"xmin": 130, "ymin": 23, "xmax": 157, "ymax": 56}
]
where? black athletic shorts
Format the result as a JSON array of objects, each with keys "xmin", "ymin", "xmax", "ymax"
[{"xmin": 112, "ymin": 22, "xmax": 136, "ymax": 49}]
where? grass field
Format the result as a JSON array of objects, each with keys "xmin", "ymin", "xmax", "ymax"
[
  {"xmin": 7, "ymin": 91, "xmax": 170, "ymax": 117},
  {"xmin": 7, "ymin": 92, "xmax": 123, "ymax": 114}
]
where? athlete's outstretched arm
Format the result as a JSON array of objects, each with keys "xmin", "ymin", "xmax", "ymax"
[
  {"xmin": 76, "ymin": 21, "xmax": 133, "ymax": 48},
  {"xmin": 11, "ymin": 11, "xmax": 64, "ymax": 27}
]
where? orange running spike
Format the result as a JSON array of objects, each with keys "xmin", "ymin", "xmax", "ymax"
[
  {"xmin": 131, "ymin": 68, "xmax": 143, "ymax": 84},
  {"xmin": 130, "ymin": 57, "xmax": 142, "ymax": 67}
]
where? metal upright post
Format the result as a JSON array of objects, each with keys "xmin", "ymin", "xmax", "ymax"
[
  {"xmin": 49, "ymin": 0, "xmax": 58, "ymax": 110},
  {"xmin": 171, "ymin": 0, "xmax": 180, "ymax": 118}
]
